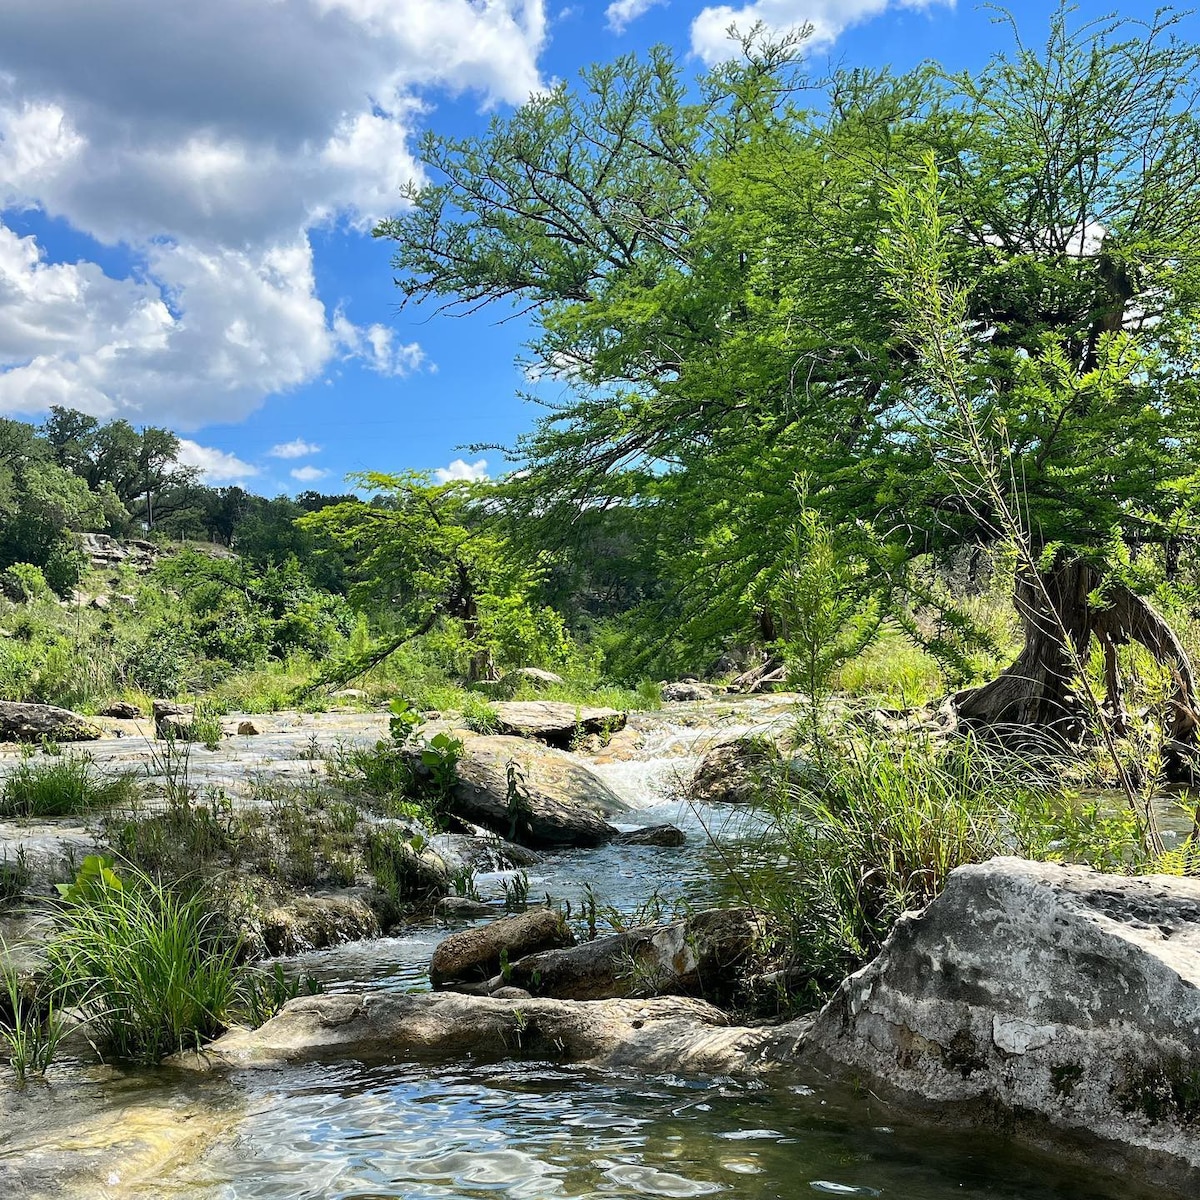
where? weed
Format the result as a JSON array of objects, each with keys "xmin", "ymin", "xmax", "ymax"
[
  {"xmin": 502, "ymin": 870, "xmax": 530, "ymax": 912},
  {"xmin": 0, "ymin": 849, "xmax": 30, "ymax": 905},
  {"xmin": 1, "ymin": 956, "xmax": 62, "ymax": 1084},
  {"xmin": 241, "ymin": 962, "xmax": 324, "ymax": 1027},
  {"xmin": 0, "ymin": 756, "xmax": 142, "ymax": 818}
]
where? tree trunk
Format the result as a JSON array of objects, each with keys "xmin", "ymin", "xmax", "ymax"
[{"xmin": 953, "ymin": 560, "xmax": 1200, "ymax": 775}]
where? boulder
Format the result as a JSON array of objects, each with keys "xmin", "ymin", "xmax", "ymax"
[
  {"xmin": 179, "ymin": 991, "xmax": 753, "ymax": 1078},
  {"xmin": 428, "ymin": 830, "xmax": 541, "ymax": 873},
  {"xmin": 688, "ymin": 735, "xmax": 781, "ymax": 805},
  {"xmin": 615, "ymin": 824, "xmax": 686, "ymax": 847},
  {"xmin": 256, "ymin": 893, "xmax": 381, "ymax": 957},
  {"xmin": 447, "ymin": 734, "xmax": 624, "ymax": 848},
  {"xmin": 490, "ymin": 701, "xmax": 627, "ymax": 748},
  {"xmin": 504, "ymin": 907, "xmax": 763, "ymax": 1003},
  {"xmin": 429, "ymin": 907, "xmax": 573, "ymax": 989},
  {"xmin": 498, "ymin": 667, "xmax": 565, "ymax": 693},
  {"xmin": 435, "ymin": 896, "xmax": 498, "ymax": 919},
  {"xmin": 802, "ymin": 857, "xmax": 1200, "ymax": 1194},
  {"xmin": 99, "ymin": 700, "xmax": 143, "ymax": 720},
  {"xmin": 0, "ymin": 701, "xmax": 99, "ymax": 743},
  {"xmin": 661, "ymin": 681, "xmax": 714, "ymax": 702},
  {"xmin": 153, "ymin": 699, "xmax": 192, "ymax": 739},
  {"xmin": 237, "ymin": 720, "xmax": 260, "ymax": 736}
]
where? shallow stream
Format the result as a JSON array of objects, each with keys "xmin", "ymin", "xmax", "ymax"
[{"xmin": 0, "ymin": 699, "xmax": 1177, "ymax": 1197}]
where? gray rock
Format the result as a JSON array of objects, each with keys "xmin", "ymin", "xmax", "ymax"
[
  {"xmin": 178, "ymin": 991, "xmax": 748, "ymax": 1077},
  {"xmin": 429, "ymin": 907, "xmax": 573, "ymax": 989},
  {"xmin": 490, "ymin": 701, "xmax": 627, "ymax": 748},
  {"xmin": 447, "ymin": 734, "xmax": 623, "ymax": 848},
  {"xmin": 615, "ymin": 824, "xmax": 686, "ymax": 847},
  {"xmin": 504, "ymin": 907, "xmax": 763, "ymax": 1002},
  {"xmin": 0, "ymin": 701, "xmax": 100, "ymax": 743},
  {"xmin": 153, "ymin": 699, "xmax": 192, "ymax": 739},
  {"xmin": 802, "ymin": 857, "xmax": 1200, "ymax": 1194},
  {"xmin": 688, "ymin": 735, "xmax": 781, "ymax": 805},
  {"xmin": 99, "ymin": 700, "xmax": 143, "ymax": 720},
  {"xmin": 255, "ymin": 893, "xmax": 381, "ymax": 957},
  {"xmin": 429, "ymin": 831, "xmax": 541, "ymax": 873},
  {"xmin": 435, "ymin": 896, "xmax": 498, "ymax": 919},
  {"xmin": 661, "ymin": 681, "xmax": 714, "ymax": 702},
  {"xmin": 498, "ymin": 668, "xmax": 565, "ymax": 693}
]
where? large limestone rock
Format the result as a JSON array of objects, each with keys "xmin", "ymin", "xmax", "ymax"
[
  {"xmin": 0, "ymin": 701, "xmax": 99, "ymax": 743},
  {"xmin": 447, "ymin": 734, "xmax": 624, "ymax": 848},
  {"xmin": 687, "ymin": 735, "xmax": 781, "ymax": 805},
  {"xmin": 802, "ymin": 857, "xmax": 1200, "ymax": 1193},
  {"xmin": 490, "ymin": 701, "xmax": 627, "ymax": 748},
  {"xmin": 503, "ymin": 907, "xmax": 763, "ymax": 1004},
  {"xmin": 179, "ymin": 991, "xmax": 758, "ymax": 1076},
  {"xmin": 429, "ymin": 907, "xmax": 574, "ymax": 988}
]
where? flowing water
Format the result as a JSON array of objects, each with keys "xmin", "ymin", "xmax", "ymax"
[{"xmin": 0, "ymin": 701, "xmax": 1176, "ymax": 1197}]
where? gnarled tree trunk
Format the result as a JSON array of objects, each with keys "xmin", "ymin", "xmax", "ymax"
[{"xmin": 953, "ymin": 558, "xmax": 1199, "ymax": 776}]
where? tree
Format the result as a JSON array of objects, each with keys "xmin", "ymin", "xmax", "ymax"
[{"xmin": 378, "ymin": 8, "xmax": 1200, "ymax": 756}]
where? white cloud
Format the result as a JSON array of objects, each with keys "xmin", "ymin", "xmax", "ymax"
[
  {"xmin": 434, "ymin": 457, "xmax": 489, "ymax": 483},
  {"xmin": 269, "ymin": 438, "xmax": 323, "ymax": 459},
  {"xmin": 605, "ymin": 0, "xmax": 665, "ymax": 34},
  {"xmin": 0, "ymin": 0, "xmax": 546, "ymax": 426},
  {"xmin": 691, "ymin": 0, "xmax": 952, "ymax": 64},
  {"xmin": 176, "ymin": 439, "xmax": 259, "ymax": 482},
  {"xmin": 290, "ymin": 464, "xmax": 330, "ymax": 482}
]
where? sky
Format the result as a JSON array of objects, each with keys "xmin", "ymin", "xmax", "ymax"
[{"xmin": 0, "ymin": 0, "xmax": 1188, "ymax": 496}]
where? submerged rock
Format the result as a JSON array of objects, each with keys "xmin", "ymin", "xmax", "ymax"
[
  {"xmin": 0, "ymin": 701, "xmax": 99, "ymax": 743},
  {"xmin": 447, "ymin": 734, "xmax": 623, "ymax": 848},
  {"xmin": 490, "ymin": 701, "xmax": 627, "ymax": 748},
  {"xmin": 503, "ymin": 907, "xmax": 763, "ymax": 1003},
  {"xmin": 801, "ymin": 857, "xmax": 1200, "ymax": 1194},
  {"xmin": 180, "ymin": 991, "xmax": 755, "ymax": 1076},
  {"xmin": 615, "ymin": 823, "xmax": 686, "ymax": 847},
  {"xmin": 429, "ymin": 906, "xmax": 573, "ymax": 988}
]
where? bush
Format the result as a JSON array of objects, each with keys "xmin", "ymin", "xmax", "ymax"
[{"xmin": 0, "ymin": 563, "xmax": 51, "ymax": 603}]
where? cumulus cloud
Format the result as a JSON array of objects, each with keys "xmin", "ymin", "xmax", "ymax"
[
  {"xmin": 434, "ymin": 457, "xmax": 489, "ymax": 483},
  {"xmin": 269, "ymin": 438, "xmax": 323, "ymax": 459},
  {"xmin": 691, "ymin": 0, "xmax": 952, "ymax": 63},
  {"xmin": 0, "ymin": 0, "xmax": 546, "ymax": 425},
  {"xmin": 290, "ymin": 464, "xmax": 330, "ymax": 482},
  {"xmin": 176, "ymin": 439, "xmax": 259, "ymax": 482},
  {"xmin": 605, "ymin": 0, "xmax": 666, "ymax": 34}
]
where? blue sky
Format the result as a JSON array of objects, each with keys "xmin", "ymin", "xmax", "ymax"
[{"xmin": 0, "ymin": 1, "xmax": 1188, "ymax": 495}]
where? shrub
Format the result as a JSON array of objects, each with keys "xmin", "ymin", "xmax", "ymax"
[{"xmin": 0, "ymin": 563, "xmax": 51, "ymax": 603}]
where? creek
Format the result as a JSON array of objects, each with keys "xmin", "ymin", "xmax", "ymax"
[{"xmin": 0, "ymin": 699, "xmax": 1170, "ymax": 1198}]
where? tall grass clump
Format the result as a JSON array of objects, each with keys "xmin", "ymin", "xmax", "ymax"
[
  {"xmin": 753, "ymin": 736, "xmax": 1121, "ymax": 997},
  {"xmin": 0, "ymin": 756, "xmax": 142, "ymax": 818},
  {"xmin": 1, "ymin": 957, "xmax": 63, "ymax": 1084},
  {"xmin": 47, "ymin": 860, "xmax": 242, "ymax": 1064}
]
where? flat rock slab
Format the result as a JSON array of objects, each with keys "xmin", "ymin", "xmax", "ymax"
[
  {"xmin": 180, "ymin": 991, "xmax": 763, "ymax": 1076},
  {"xmin": 491, "ymin": 701, "xmax": 627, "ymax": 747},
  {"xmin": 0, "ymin": 701, "xmax": 99, "ymax": 743},
  {"xmin": 802, "ymin": 857, "xmax": 1200, "ymax": 1195}
]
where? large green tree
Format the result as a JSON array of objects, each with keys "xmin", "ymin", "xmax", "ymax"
[{"xmin": 378, "ymin": 8, "xmax": 1200, "ymax": 749}]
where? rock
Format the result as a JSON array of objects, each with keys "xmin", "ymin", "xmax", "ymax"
[
  {"xmin": 688, "ymin": 735, "xmax": 781, "ymax": 805},
  {"xmin": 490, "ymin": 701, "xmax": 627, "ymax": 748},
  {"xmin": 179, "ymin": 991, "xmax": 752, "ymax": 1078},
  {"xmin": 237, "ymin": 720, "xmax": 260, "ymax": 736},
  {"xmin": 0, "ymin": 701, "xmax": 99, "ymax": 743},
  {"xmin": 331, "ymin": 688, "xmax": 368, "ymax": 701},
  {"xmin": 99, "ymin": 700, "xmax": 143, "ymax": 719},
  {"xmin": 428, "ymin": 831, "xmax": 541, "ymax": 873},
  {"xmin": 447, "ymin": 734, "xmax": 624, "ymax": 848},
  {"xmin": 802, "ymin": 857, "xmax": 1200, "ymax": 1193},
  {"xmin": 435, "ymin": 896, "xmax": 498, "ymax": 919},
  {"xmin": 504, "ymin": 907, "xmax": 763, "ymax": 1003},
  {"xmin": 615, "ymin": 823, "xmax": 686, "ymax": 847},
  {"xmin": 661, "ymin": 681, "xmax": 714, "ymax": 702},
  {"xmin": 498, "ymin": 667, "xmax": 566, "ymax": 692},
  {"xmin": 152, "ymin": 699, "xmax": 192, "ymax": 739},
  {"xmin": 255, "ymin": 893, "xmax": 381, "ymax": 957},
  {"xmin": 429, "ymin": 907, "xmax": 573, "ymax": 989}
]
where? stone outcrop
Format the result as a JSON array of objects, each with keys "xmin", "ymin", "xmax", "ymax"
[
  {"xmin": 497, "ymin": 667, "xmax": 565, "ymax": 693},
  {"xmin": 429, "ymin": 907, "xmax": 574, "ymax": 989},
  {"xmin": 153, "ymin": 699, "xmax": 193, "ymax": 739},
  {"xmin": 179, "ymin": 991, "xmax": 758, "ymax": 1077},
  {"xmin": 254, "ymin": 893, "xmax": 381, "ymax": 957},
  {"xmin": 687, "ymin": 734, "xmax": 781, "ymax": 805},
  {"xmin": 447, "ymin": 734, "xmax": 624, "ymax": 848},
  {"xmin": 99, "ymin": 700, "xmax": 143, "ymax": 720},
  {"xmin": 0, "ymin": 701, "xmax": 99, "ymax": 743},
  {"xmin": 661, "ymin": 681, "xmax": 714, "ymax": 702},
  {"xmin": 801, "ymin": 857, "xmax": 1200, "ymax": 1194},
  {"xmin": 490, "ymin": 701, "xmax": 627, "ymax": 748},
  {"xmin": 502, "ymin": 907, "xmax": 763, "ymax": 1003},
  {"xmin": 615, "ymin": 824, "xmax": 686, "ymax": 847}
]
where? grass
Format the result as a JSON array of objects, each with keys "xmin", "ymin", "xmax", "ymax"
[
  {"xmin": 1, "ymin": 955, "xmax": 63, "ymax": 1084},
  {"xmin": 47, "ymin": 862, "xmax": 243, "ymax": 1064},
  {"xmin": 0, "ymin": 755, "xmax": 143, "ymax": 818}
]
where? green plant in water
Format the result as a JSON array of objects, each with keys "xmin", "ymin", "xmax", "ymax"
[
  {"xmin": 48, "ymin": 859, "xmax": 243, "ymax": 1064},
  {"xmin": 501, "ymin": 870, "xmax": 530, "ymax": 912},
  {"xmin": 0, "ymin": 756, "xmax": 141, "ymax": 818},
  {"xmin": 1, "ymin": 952, "xmax": 63, "ymax": 1084},
  {"xmin": 241, "ymin": 963, "xmax": 324, "ymax": 1027}
]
